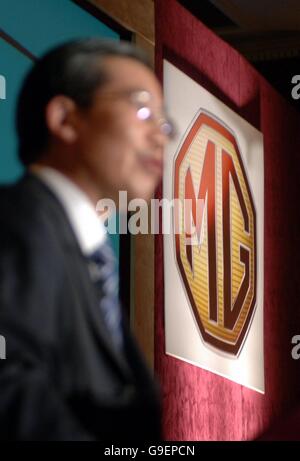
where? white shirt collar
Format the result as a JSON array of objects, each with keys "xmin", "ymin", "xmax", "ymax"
[{"xmin": 30, "ymin": 165, "xmax": 107, "ymax": 255}]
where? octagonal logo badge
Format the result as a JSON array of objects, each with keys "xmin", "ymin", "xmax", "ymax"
[{"xmin": 174, "ymin": 111, "xmax": 257, "ymax": 356}]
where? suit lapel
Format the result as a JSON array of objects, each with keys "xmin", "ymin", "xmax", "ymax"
[{"xmin": 22, "ymin": 173, "xmax": 134, "ymax": 381}]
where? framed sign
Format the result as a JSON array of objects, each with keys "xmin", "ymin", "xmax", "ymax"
[{"xmin": 163, "ymin": 60, "xmax": 264, "ymax": 393}]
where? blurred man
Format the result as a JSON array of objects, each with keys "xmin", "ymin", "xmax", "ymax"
[{"xmin": 0, "ymin": 39, "xmax": 174, "ymax": 440}]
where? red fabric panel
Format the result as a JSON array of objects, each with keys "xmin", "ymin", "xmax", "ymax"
[{"xmin": 155, "ymin": 0, "xmax": 300, "ymax": 440}]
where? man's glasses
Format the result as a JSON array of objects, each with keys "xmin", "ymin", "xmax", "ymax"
[
  {"xmin": 99, "ymin": 89, "xmax": 177, "ymax": 140},
  {"xmin": 129, "ymin": 90, "xmax": 176, "ymax": 139}
]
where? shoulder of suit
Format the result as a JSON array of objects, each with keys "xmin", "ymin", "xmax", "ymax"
[{"xmin": 0, "ymin": 176, "xmax": 64, "ymax": 246}]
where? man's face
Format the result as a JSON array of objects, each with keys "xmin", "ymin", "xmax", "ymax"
[{"xmin": 74, "ymin": 56, "xmax": 169, "ymax": 204}]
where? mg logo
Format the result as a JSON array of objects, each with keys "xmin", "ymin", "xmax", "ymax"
[{"xmin": 174, "ymin": 111, "xmax": 257, "ymax": 356}]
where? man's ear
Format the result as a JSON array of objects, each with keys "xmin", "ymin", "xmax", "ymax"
[{"xmin": 45, "ymin": 96, "xmax": 79, "ymax": 144}]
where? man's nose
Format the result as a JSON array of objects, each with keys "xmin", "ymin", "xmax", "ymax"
[
  {"xmin": 148, "ymin": 128, "xmax": 169, "ymax": 154},
  {"xmin": 149, "ymin": 118, "xmax": 173, "ymax": 148}
]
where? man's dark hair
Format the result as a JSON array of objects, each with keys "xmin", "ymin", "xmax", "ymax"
[{"xmin": 16, "ymin": 39, "xmax": 151, "ymax": 166}]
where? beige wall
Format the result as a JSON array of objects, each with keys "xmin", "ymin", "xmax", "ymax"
[{"xmin": 88, "ymin": 0, "xmax": 156, "ymax": 369}]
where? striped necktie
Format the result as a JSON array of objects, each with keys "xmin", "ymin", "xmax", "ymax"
[{"xmin": 88, "ymin": 239, "xmax": 123, "ymax": 349}]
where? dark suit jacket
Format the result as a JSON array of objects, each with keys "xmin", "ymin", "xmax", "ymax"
[{"xmin": 0, "ymin": 174, "xmax": 161, "ymax": 441}]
